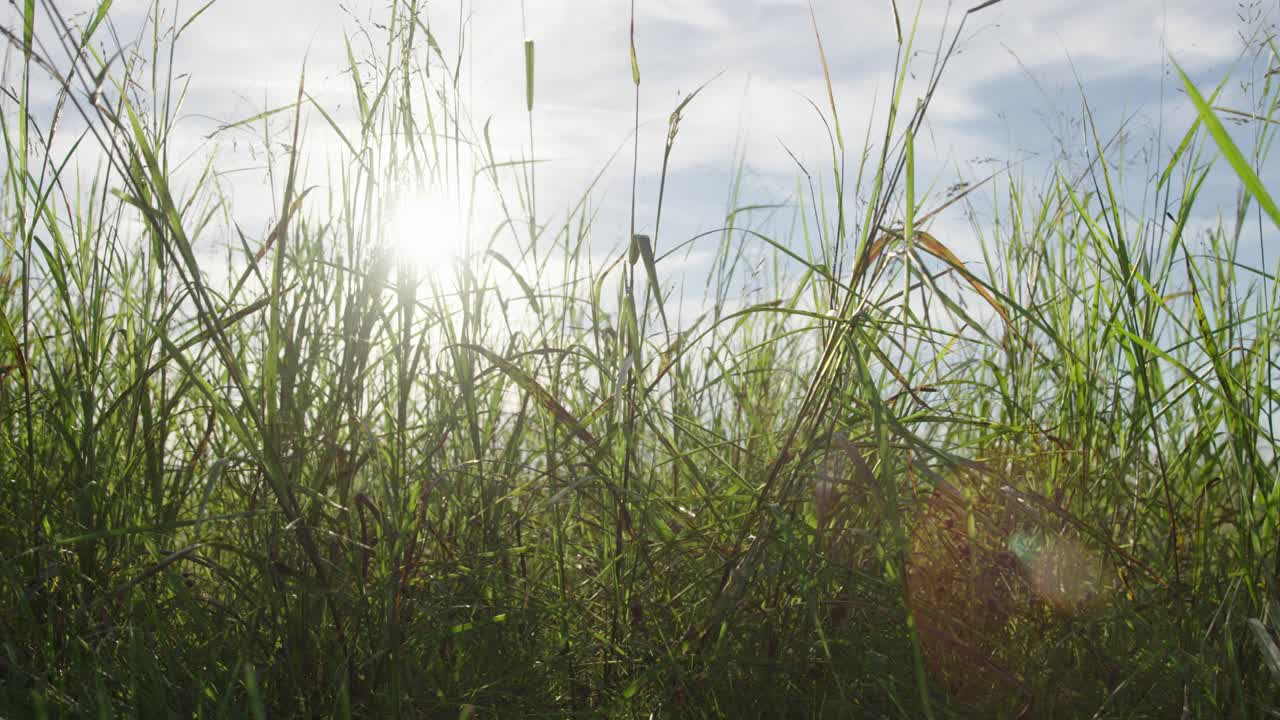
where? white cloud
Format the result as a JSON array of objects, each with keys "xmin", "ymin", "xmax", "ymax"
[{"xmin": 11, "ymin": 0, "xmax": 1268, "ymax": 279}]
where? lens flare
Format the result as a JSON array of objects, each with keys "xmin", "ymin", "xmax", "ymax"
[{"xmin": 1024, "ymin": 533, "xmax": 1106, "ymax": 610}]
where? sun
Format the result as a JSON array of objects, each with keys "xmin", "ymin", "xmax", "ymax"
[{"xmin": 389, "ymin": 191, "xmax": 469, "ymax": 274}]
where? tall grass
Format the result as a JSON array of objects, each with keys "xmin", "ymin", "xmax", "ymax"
[{"xmin": 2, "ymin": 0, "xmax": 1280, "ymax": 717}]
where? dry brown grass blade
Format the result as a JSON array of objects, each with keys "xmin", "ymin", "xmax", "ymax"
[
  {"xmin": 850, "ymin": 228, "xmax": 1009, "ymax": 329},
  {"xmin": 850, "ymin": 232, "xmax": 894, "ymax": 288},
  {"xmin": 850, "ymin": 167, "xmax": 1005, "ymax": 290},
  {"xmin": 807, "ymin": 0, "xmax": 843, "ymax": 149},
  {"xmin": 913, "ymin": 230, "xmax": 1010, "ymax": 325}
]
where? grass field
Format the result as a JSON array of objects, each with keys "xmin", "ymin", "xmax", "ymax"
[{"xmin": 3, "ymin": 0, "xmax": 1280, "ymax": 717}]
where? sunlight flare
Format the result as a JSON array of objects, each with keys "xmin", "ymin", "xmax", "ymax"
[{"xmin": 389, "ymin": 191, "xmax": 469, "ymax": 274}]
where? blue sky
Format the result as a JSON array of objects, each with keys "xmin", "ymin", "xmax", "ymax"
[{"xmin": 18, "ymin": 0, "xmax": 1279, "ymax": 309}]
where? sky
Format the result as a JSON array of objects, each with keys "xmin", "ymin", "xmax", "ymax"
[{"xmin": 11, "ymin": 0, "xmax": 1280, "ymax": 312}]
